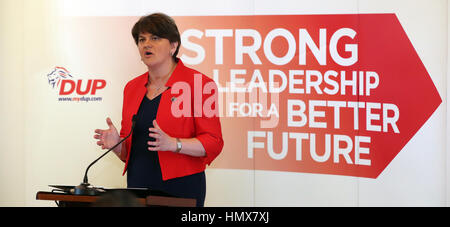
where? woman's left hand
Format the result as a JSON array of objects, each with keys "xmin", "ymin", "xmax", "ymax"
[{"xmin": 148, "ymin": 120, "xmax": 176, "ymax": 152}]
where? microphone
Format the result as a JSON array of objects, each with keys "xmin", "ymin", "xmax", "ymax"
[{"xmin": 74, "ymin": 115, "xmax": 138, "ymax": 195}]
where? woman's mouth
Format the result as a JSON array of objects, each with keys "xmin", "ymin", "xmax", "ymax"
[{"xmin": 144, "ymin": 51, "xmax": 153, "ymax": 57}]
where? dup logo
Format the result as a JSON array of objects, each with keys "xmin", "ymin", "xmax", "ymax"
[
  {"xmin": 47, "ymin": 66, "xmax": 73, "ymax": 89},
  {"xmin": 47, "ymin": 66, "xmax": 107, "ymax": 102}
]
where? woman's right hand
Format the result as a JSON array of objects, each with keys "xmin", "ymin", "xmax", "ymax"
[{"xmin": 94, "ymin": 117, "xmax": 120, "ymax": 150}]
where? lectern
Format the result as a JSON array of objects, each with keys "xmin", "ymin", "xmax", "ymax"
[{"xmin": 36, "ymin": 188, "xmax": 196, "ymax": 207}]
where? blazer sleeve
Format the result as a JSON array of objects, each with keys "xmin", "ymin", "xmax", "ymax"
[
  {"xmin": 119, "ymin": 83, "xmax": 131, "ymax": 162},
  {"xmin": 194, "ymin": 75, "xmax": 224, "ymax": 166}
]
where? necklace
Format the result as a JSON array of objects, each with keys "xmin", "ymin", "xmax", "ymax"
[
  {"xmin": 147, "ymin": 63, "xmax": 177, "ymax": 99},
  {"xmin": 147, "ymin": 81, "xmax": 168, "ymax": 100}
]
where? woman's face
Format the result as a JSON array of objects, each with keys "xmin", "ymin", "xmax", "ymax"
[{"xmin": 138, "ymin": 32, "xmax": 178, "ymax": 68}]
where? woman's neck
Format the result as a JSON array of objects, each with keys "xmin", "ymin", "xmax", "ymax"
[{"xmin": 147, "ymin": 59, "xmax": 176, "ymax": 86}]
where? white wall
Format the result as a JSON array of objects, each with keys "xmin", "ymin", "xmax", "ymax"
[
  {"xmin": 357, "ymin": 0, "xmax": 448, "ymax": 207},
  {"xmin": 0, "ymin": 0, "xmax": 26, "ymax": 206},
  {"xmin": 447, "ymin": 0, "xmax": 450, "ymax": 208}
]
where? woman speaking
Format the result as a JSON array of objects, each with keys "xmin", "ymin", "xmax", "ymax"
[{"xmin": 93, "ymin": 13, "xmax": 224, "ymax": 207}]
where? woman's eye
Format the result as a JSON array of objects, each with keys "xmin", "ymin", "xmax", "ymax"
[
  {"xmin": 139, "ymin": 38, "xmax": 145, "ymax": 42},
  {"xmin": 151, "ymin": 36, "xmax": 160, "ymax": 41}
]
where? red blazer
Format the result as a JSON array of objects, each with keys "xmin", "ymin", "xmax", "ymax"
[{"xmin": 119, "ymin": 60, "xmax": 224, "ymax": 180}]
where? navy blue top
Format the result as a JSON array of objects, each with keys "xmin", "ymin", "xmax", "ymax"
[{"xmin": 126, "ymin": 93, "xmax": 206, "ymax": 207}]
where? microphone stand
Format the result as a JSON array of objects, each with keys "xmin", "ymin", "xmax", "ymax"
[{"xmin": 74, "ymin": 116, "xmax": 137, "ymax": 195}]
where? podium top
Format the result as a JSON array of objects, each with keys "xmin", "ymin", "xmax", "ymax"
[
  {"xmin": 49, "ymin": 185, "xmax": 175, "ymax": 198},
  {"xmin": 37, "ymin": 190, "xmax": 196, "ymax": 207}
]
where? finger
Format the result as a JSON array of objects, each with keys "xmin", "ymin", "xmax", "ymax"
[
  {"xmin": 97, "ymin": 141, "xmax": 104, "ymax": 146},
  {"xmin": 153, "ymin": 120, "xmax": 160, "ymax": 129},
  {"xmin": 94, "ymin": 134, "xmax": 101, "ymax": 139},
  {"xmin": 94, "ymin": 129, "xmax": 103, "ymax": 134},
  {"xmin": 148, "ymin": 146, "xmax": 160, "ymax": 151},
  {"xmin": 106, "ymin": 117, "xmax": 115, "ymax": 128},
  {"xmin": 147, "ymin": 141, "xmax": 159, "ymax": 146},
  {"xmin": 149, "ymin": 128, "xmax": 161, "ymax": 134},
  {"xmin": 148, "ymin": 133, "xmax": 161, "ymax": 139}
]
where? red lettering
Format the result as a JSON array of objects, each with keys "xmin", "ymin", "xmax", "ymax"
[
  {"xmin": 91, "ymin": 79, "xmax": 106, "ymax": 95},
  {"xmin": 76, "ymin": 79, "xmax": 92, "ymax": 95},
  {"xmin": 59, "ymin": 79, "xmax": 106, "ymax": 95},
  {"xmin": 59, "ymin": 79, "xmax": 75, "ymax": 95}
]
